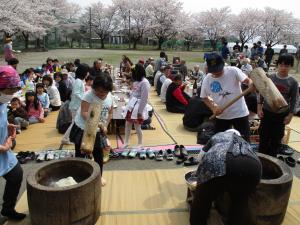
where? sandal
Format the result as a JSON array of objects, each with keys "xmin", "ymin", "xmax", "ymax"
[
  {"xmin": 166, "ymin": 149, "xmax": 174, "ymax": 161},
  {"xmin": 184, "ymin": 157, "xmax": 199, "ymax": 166}
]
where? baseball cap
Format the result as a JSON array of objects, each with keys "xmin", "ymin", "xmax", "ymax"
[{"xmin": 206, "ymin": 53, "xmax": 224, "ymax": 73}]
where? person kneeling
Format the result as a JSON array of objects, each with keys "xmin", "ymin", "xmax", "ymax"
[
  {"xmin": 190, "ymin": 130, "xmax": 262, "ymax": 225},
  {"xmin": 183, "ymin": 87, "xmax": 212, "ymax": 132},
  {"xmin": 166, "ymin": 74, "xmax": 190, "ymax": 113}
]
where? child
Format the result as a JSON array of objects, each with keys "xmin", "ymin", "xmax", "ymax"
[
  {"xmin": 54, "ymin": 72, "xmax": 69, "ymax": 102},
  {"xmin": 70, "ymin": 75, "xmax": 113, "ymax": 186},
  {"xmin": 124, "ymin": 64, "xmax": 150, "ymax": 148},
  {"xmin": 85, "ymin": 75, "xmax": 93, "ymax": 92},
  {"xmin": 61, "ymin": 63, "xmax": 90, "ymax": 145},
  {"xmin": 36, "ymin": 83, "xmax": 50, "ymax": 117},
  {"xmin": 0, "ymin": 65, "xmax": 26, "ymax": 220},
  {"xmin": 25, "ymin": 91, "xmax": 44, "ymax": 124},
  {"xmin": 42, "ymin": 75, "xmax": 61, "ymax": 111},
  {"xmin": 8, "ymin": 97, "xmax": 29, "ymax": 134},
  {"xmin": 258, "ymin": 54, "xmax": 299, "ymax": 157}
]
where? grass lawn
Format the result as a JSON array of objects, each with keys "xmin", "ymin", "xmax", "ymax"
[
  {"xmin": 0, "ymin": 49, "xmax": 205, "ymax": 72},
  {"xmin": 1, "ymin": 49, "xmax": 299, "ymax": 81}
]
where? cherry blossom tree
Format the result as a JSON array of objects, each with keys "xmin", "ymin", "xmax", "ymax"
[
  {"xmin": 81, "ymin": 2, "xmax": 118, "ymax": 49},
  {"xmin": 260, "ymin": 7, "xmax": 299, "ymax": 46},
  {"xmin": 229, "ymin": 8, "xmax": 263, "ymax": 50},
  {"xmin": 194, "ymin": 7, "xmax": 231, "ymax": 51},
  {"xmin": 148, "ymin": 0, "xmax": 183, "ymax": 50}
]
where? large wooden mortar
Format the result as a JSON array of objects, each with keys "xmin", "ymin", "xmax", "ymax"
[
  {"xmin": 27, "ymin": 158, "xmax": 101, "ymax": 225},
  {"xmin": 185, "ymin": 153, "xmax": 293, "ymax": 225}
]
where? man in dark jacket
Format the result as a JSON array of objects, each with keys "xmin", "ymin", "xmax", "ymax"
[
  {"xmin": 264, "ymin": 44, "xmax": 274, "ymax": 69},
  {"xmin": 90, "ymin": 59, "xmax": 104, "ymax": 79}
]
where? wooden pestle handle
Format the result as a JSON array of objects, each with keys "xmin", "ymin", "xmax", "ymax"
[{"xmin": 209, "ymin": 86, "xmax": 253, "ymax": 120}]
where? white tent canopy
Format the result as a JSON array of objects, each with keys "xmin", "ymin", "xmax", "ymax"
[{"xmin": 227, "ymin": 42, "xmax": 297, "ymax": 54}]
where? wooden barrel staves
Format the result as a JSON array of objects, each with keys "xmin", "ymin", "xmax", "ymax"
[
  {"xmin": 27, "ymin": 158, "xmax": 101, "ymax": 225},
  {"xmin": 81, "ymin": 102, "xmax": 103, "ymax": 154}
]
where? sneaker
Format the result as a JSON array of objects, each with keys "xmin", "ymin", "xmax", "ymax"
[
  {"xmin": 121, "ymin": 149, "xmax": 130, "ymax": 158},
  {"xmin": 16, "ymin": 129, "xmax": 21, "ymax": 134},
  {"xmin": 180, "ymin": 145, "xmax": 188, "ymax": 158},
  {"xmin": 54, "ymin": 151, "xmax": 60, "ymax": 160},
  {"xmin": 174, "ymin": 145, "xmax": 181, "ymax": 157},
  {"xmin": 46, "ymin": 151, "xmax": 55, "ymax": 161},
  {"xmin": 36, "ymin": 152, "xmax": 46, "ymax": 162},
  {"xmin": 156, "ymin": 150, "xmax": 164, "ymax": 161},
  {"xmin": 146, "ymin": 148, "xmax": 155, "ymax": 159},
  {"xmin": 109, "ymin": 150, "xmax": 119, "ymax": 158},
  {"xmin": 139, "ymin": 149, "xmax": 147, "ymax": 160},
  {"xmin": 1, "ymin": 210, "xmax": 26, "ymax": 220},
  {"xmin": 166, "ymin": 149, "xmax": 174, "ymax": 161},
  {"xmin": 128, "ymin": 149, "xmax": 138, "ymax": 158}
]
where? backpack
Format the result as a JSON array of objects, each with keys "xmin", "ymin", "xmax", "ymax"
[
  {"xmin": 56, "ymin": 100, "xmax": 72, "ymax": 134},
  {"xmin": 197, "ymin": 121, "xmax": 216, "ymax": 145}
]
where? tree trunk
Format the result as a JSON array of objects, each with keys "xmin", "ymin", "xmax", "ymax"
[
  {"xmin": 210, "ymin": 39, "xmax": 217, "ymax": 51},
  {"xmin": 241, "ymin": 42, "xmax": 245, "ymax": 52},
  {"xmin": 158, "ymin": 37, "xmax": 164, "ymax": 50},
  {"xmin": 22, "ymin": 32, "xmax": 29, "ymax": 49},
  {"xmin": 133, "ymin": 39, "xmax": 138, "ymax": 49},
  {"xmin": 71, "ymin": 39, "xmax": 74, "ymax": 48},
  {"xmin": 36, "ymin": 38, "xmax": 41, "ymax": 48},
  {"xmin": 100, "ymin": 39, "xmax": 105, "ymax": 49}
]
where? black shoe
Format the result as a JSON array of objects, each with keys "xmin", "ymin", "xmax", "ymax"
[
  {"xmin": 1, "ymin": 210, "xmax": 26, "ymax": 220},
  {"xmin": 285, "ymin": 156, "xmax": 296, "ymax": 167},
  {"xmin": 179, "ymin": 145, "xmax": 188, "ymax": 158},
  {"xmin": 174, "ymin": 145, "xmax": 180, "ymax": 157},
  {"xmin": 184, "ymin": 157, "xmax": 199, "ymax": 166}
]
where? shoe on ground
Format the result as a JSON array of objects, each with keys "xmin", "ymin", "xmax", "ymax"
[
  {"xmin": 16, "ymin": 129, "xmax": 21, "ymax": 134},
  {"xmin": 174, "ymin": 145, "xmax": 181, "ymax": 157},
  {"xmin": 184, "ymin": 157, "xmax": 199, "ymax": 166},
  {"xmin": 155, "ymin": 150, "xmax": 164, "ymax": 161},
  {"xmin": 180, "ymin": 145, "xmax": 188, "ymax": 158},
  {"xmin": 285, "ymin": 156, "xmax": 296, "ymax": 167},
  {"xmin": 297, "ymin": 158, "xmax": 300, "ymax": 164},
  {"xmin": 36, "ymin": 152, "xmax": 46, "ymax": 162},
  {"xmin": 128, "ymin": 149, "xmax": 138, "ymax": 158},
  {"xmin": 1, "ymin": 210, "xmax": 26, "ymax": 220},
  {"xmin": 146, "ymin": 148, "xmax": 155, "ymax": 159},
  {"xmin": 121, "ymin": 149, "xmax": 130, "ymax": 158},
  {"xmin": 139, "ymin": 149, "xmax": 147, "ymax": 160},
  {"xmin": 166, "ymin": 149, "xmax": 174, "ymax": 161}
]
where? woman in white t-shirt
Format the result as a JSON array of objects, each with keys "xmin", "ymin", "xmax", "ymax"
[
  {"xmin": 200, "ymin": 53, "xmax": 252, "ymax": 141},
  {"xmin": 70, "ymin": 75, "xmax": 113, "ymax": 186}
]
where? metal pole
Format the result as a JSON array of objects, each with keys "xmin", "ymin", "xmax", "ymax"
[
  {"xmin": 128, "ymin": 10, "xmax": 131, "ymax": 49},
  {"xmin": 89, "ymin": 7, "xmax": 92, "ymax": 49}
]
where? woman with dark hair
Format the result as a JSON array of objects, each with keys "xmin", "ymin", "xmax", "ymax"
[
  {"xmin": 123, "ymin": 64, "xmax": 150, "ymax": 148},
  {"xmin": 42, "ymin": 75, "xmax": 61, "ymax": 111},
  {"xmin": 62, "ymin": 63, "xmax": 90, "ymax": 145},
  {"xmin": 120, "ymin": 55, "xmax": 133, "ymax": 79}
]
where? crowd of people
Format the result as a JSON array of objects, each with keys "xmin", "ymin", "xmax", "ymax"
[{"xmin": 1, "ymin": 37, "xmax": 300, "ymax": 223}]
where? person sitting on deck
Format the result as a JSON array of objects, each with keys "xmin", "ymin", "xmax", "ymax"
[{"xmin": 165, "ymin": 74, "xmax": 190, "ymax": 113}]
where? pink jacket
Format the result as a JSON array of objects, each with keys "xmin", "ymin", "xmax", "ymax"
[{"xmin": 27, "ymin": 102, "xmax": 44, "ymax": 119}]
